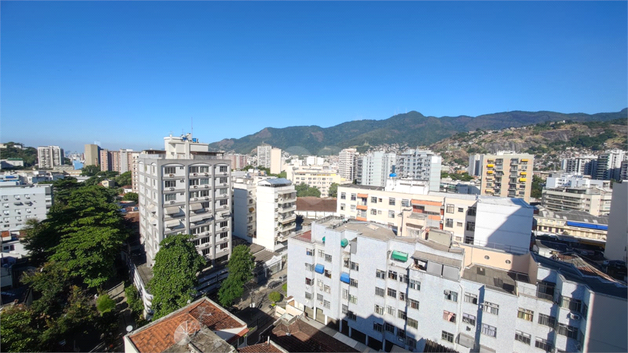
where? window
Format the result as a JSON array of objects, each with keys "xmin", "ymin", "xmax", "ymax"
[
  {"xmin": 443, "ymin": 290, "xmax": 458, "ymax": 302},
  {"xmin": 397, "ymin": 329, "xmax": 406, "ymax": 339},
  {"xmin": 373, "ymin": 322, "xmax": 383, "ymax": 332},
  {"xmin": 305, "ymin": 278, "xmax": 313, "ymax": 285},
  {"xmin": 388, "ymin": 270, "xmax": 398, "ymax": 280},
  {"xmin": 518, "ymin": 308, "xmax": 534, "ymax": 322},
  {"xmin": 458, "ymin": 207, "xmax": 464, "ymax": 213},
  {"xmin": 538, "ymin": 313, "xmax": 556, "ymax": 328},
  {"xmin": 201, "ymin": 237, "xmax": 210, "ymax": 244},
  {"xmin": 165, "ymin": 180, "xmax": 176, "ymax": 187},
  {"xmin": 219, "ymin": 242, "xmax": 228, "ymax": 250},
  {"xmin": 560, "ymin": 296, "xmax": 583, "ymax": 313},
  {"xmin": 219, "ymin": 199, "xmax": 227, "ymax": 206},
  {"xmin": 165, "ymin": 194, "xmax": 176, "ymax": 201},
  {"xmin": 219, "ymin": 221, "xmax": 228, "ymax": 228},
  {"xmin": 202, "ymin": 248, "xmax": 210, "ymax": 256},
  {"xmin": 375, "ymin": 287, "xmax": 385, "ymax": 297},
  {"xmin": 350, "ymin": 278, "xmax": 358, "ymax": 288},
  {"xmin": 481, "ymin": 324, "xmax": 497, "ymax": 338},
  {"xmin": 375, "ymin": 305, "xmax": 384, "ymax": 315},
  {"xmin": 462, "ymin": 313, "xmax": 476, "ymax": 325},
  {"xmin": 483, "ymin": 301, "xmax": 499, "ymax": 315},
  {"xmin": 371, "ymin": 196, "xmax": 377, "ymax": 203},
  {"xmin": 401, "ymin": 199, "xmax": 410, "ymax": 207},
  {"xmin": 407, "ymin": 338, "xmax": 416, "ymax": 350},
  {"xmin": 371, "ymin": 209, "xmax": 377, "ymax": 215},
  {"xmin": 466, "ymin": 222, "xmax": 475, "ymax": 231},
  {"xmin": 317, "ymin": 293, "xmax": 323, "ymax": 302},
  {"xmin": 387, "ymin": 288, "xmax": 397, "ymax": 298},
  {"xmin": 407, "ymin": 317, "xmax": 418, "ymax": 329},
  {"xmin": 384, "ymin": 322, "xmax": 395, "ymax": 333},
  {"xmin": 220, "ymin": 232, "xmax": 228, "ymax": 239},
  {"xmin": 515, "ymin": 331, "xmax": 531, "ymax": 345},
  {"xmin": 346, "ymin": 311, "xmax": 356, "ymax": 320},
  {"xmin": 388, "ymin": 210, "xmax": 395, "ymax": 218},
  {"xmin": 387, "ymin": 305, "xmax": 395, "ymax": 315},
  {"xmin": 324, "ymin": 300, "xmax": 330, "ymax": 309},
  {"xmin": 190, "ymin": 166, "xmax": 199, "ymax": 173},
  {"xmin": 464, "ymin": 293, "xmax": 478, "ymax": 304},
  {"xmin": 557, "ymin": 324, "xmax": 578, "ymax": 339},
  {"xmin": 324, "ymin": 254, "xmax": 332, "ymax": 262},
  {"xmin": 376, "ymin": 269, "xmax": 386, "ymax": 279},
  {"xmin": 306, "ymin": 248, "xmax": 313, "ymax": 256},
  {"xmin": 305, "ymin": 292, "xmax": 313, "ymax": 299},
  {"xmin": 219, "ymin": 166, "xmax": 228, "ymax": 172},
  {"xmin": 446, "ymin": 204, "xmax": 454, "ymax": 213},
  {"xmin": 456, "ymin": 221, "xmax": 463, "ymax": 227},
  {"xmin": 445, "ymin": 218, "xmax": 453, "ymax": 228},
  {"xmin": 324, "ymin": 269, "xmax": 331, "ymax": 278},
  {"xmin": 349, "ymin": 294, "xmax": 357, "ymax": 304},
  {"xmin": 389, "ymin": 198, "xmax": 395, "ymax": 206},
  {"xmin": 342, "ymin": 289, "xmax": 348, "ymax": 299},
  {"xmin": 318, "ymin": 249, "xmax": 325, "ymax": 257},
  {"xmin": 399, "ymin": 292, "xmax": 405, "ymax": 301},
  {"xmin": 341, "ymin": 192, "xmax": 346, "ymax": 200},
  {"xmin": 409, "ymin": 279, "xmax": 420, "ymax": 290},
  {"xmin": 350, "ymin": 205, "xmax": 356, "ymax": 211},
  {"xmin": 443, "ymin": 310, "xmax": 456, "ymax": 323},
  {"xmin": 351, "ymin": 193, "xmax": 356, "ymax": 201},
  {"xmin": 441, "ymin": 331, "xmax": 454, "ymax": 343},
  {"xmin": 165, "ymin": 167, "xmax": 176, "ymax": 174},
  {"xmin": 535, "ymin": 338, "xmax": 552, "ymax": 352},
  {"xmin": 350, "ymin": 261, "xmax": 359, "ymax": 271},
  {"xmin": 408, "ymin": 299, "xmax": 419, "ymax": 310}
]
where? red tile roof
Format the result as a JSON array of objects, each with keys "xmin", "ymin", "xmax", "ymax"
[
  {"xmin": 295, "ymin": 230, "xmax": 312, "ymax": 242},
  {"xmin": 296, "ymin": 197, "xmax": 337, "ymax": 212},
  {"xmin": 239, "ymin": 342, "xmax": 284, "ymax": 353}
]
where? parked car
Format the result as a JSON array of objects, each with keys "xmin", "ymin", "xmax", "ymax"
[{"xmin": 279, "ymin": 275, "xmax": 287, "ymax": 282}]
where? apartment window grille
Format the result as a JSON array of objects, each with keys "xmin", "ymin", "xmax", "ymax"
[
  {"xmin": 219, "ymin": 166, "xmax": 228, "ymax": 173},
  {"xmin": 317, "ymin": 293, "xmax": 323, "ymax": 302},
  {"xmin": 342, "ymin": 289, "xmax": 348, "ymax": 299},
  {"xmin": 371, "ymin": 209, "xmax": 377, "ymax": 215},
  {"xmin": 458, "ymin": 207, "xmax": 464, "ymax": 213},
  {"xmin": 538, "ymin": 313, "xmax": 556, "ymax": 327},
  {"xmin": 388, "ymin": 210, "xmax": 395, "ymax": 218},
  {"xmin": 165, "ymin": 180, "xmax": 176, "ymax": 187},
  {"xmin": 388, "ymin": 270, "xmax": 398, "ymax": 280},
  {"xmin": 165, "ymin": 167, "xmax": 176, "ymax": 174},
  {"xmin": 387, "ymin": 288, "xmax": 397, "ymax": 298},
  {"xmin": 517, "ymin": 308, "xmax": 534, "ymax": 322},
  {"xmin": 202, "ymin": 248, "xmax": 210, "ymax": 256},
  {"xmin": 398, "ymin": 274, "xmax": 408, "ymax": 283},
  {"xmin": 385, "ymin": 322, "xmax": 395, "ymax": 333},
  {"xmin": 324, "ymin": 285, "xmax": 331, "ymax": 293},
  {"xmin": 341, "ymin": 192, "xmax": 346, "ymax": 200},
  {"xmin": 557, "ymin": 324, "xmax": 578, "ymax": 339},
  {"xmin": 399, "ymin": 292, "xmax": 405, "ymax": 301},
  {"xmin": 464, "ymin": 293, "xmax": 478, "ymax": 304},
  {"xmin": 349, "ymin": 294, "xmax": 357, "ymax": 304},
  {"xmin": 305, "ymin": 278, "xmax": 313, "ymax": 286},
  {"xmin": 389, "ymin": 198, "xmax": 396, "ymax": 206},
  {"xmin": 318, "ymin": 249, "xmax": 325, "ymax": 257},
  {"xmin": 408, "ymin": 279, "xmax": 421, "ymax": 291},
  {"xmin": 373, "ymin": 322, "xmax": 383, "ymax": 332},
  {"xmin": 443, "ymin": 310, "xmax": 456, "ymax": 323},
  {"xmin": 350, "ymin": 205, "xmax": 356, "ymax": 211},
  {"xmin": 560, "ymin": 296, "xmax": 583, "ymax": 314},
  {"xmin": 397, "ymin": 310, "xmax": 407, "ymax": 320},
  {"xmin": 192, "ymin": 239, "xmax": 200, "ymax": 246},
  {"xmin": 466, "ymin": 222, "xmax": 475, "ymax": 231},
  {"xmin": 481, "ymin": 324, "xmax": 497, "ymax": 338},
  {"xmin": 407, "ymin": 318, "xmax": 418, "ymax": 329},
  {"xmin": 371, "ymin": 196, "xmax": 377, "ymax": 203},
  {"xmin": 201, "ymin": 237, "xmax": 210, "ymax": 244},
  {"xmin": 376, "ymin": 269, "xmax": 386, "ymax": 279},
  {"xmin": 350, "ymin": 261, "xmax": 359, "ymax": 271},
  {"xmin": 535, "ymin": 338, "xmax": 552, "ymax": 352},
  {"xmin": 323, "ymin": 300, "xmax": 330, "ymax": 309},
  {"xmin": 350, "ymin": 278, "xmax": 358, "ymax": 288},
  {"xmin": 165, "ymin": 194, "xmax": 176, "ymax": 201},
  {"xmin": 375, "ymin": 305, "xmax": 384, "ymax": 315},
  {"xmin": 462, "ymin": 313, "xmax": 476, "ymax": 326},
  {"xmin": 387, "ymin": 305, "xmax": 396, "ymax": 316},
  {"xmin": 220, "ymin": 232, "xmax": 228, "ymax": 239},
  {"xmin": 306, "ymin": 248, "xmax": 313, "ymax": 256},
  {"xmin": 219, "ymin": 243, "xmax": 228, "ymax": 250},
  {"xmin": 483, "ymin": 301, "xmax": 499, "ymax": 315},
  {"xmin": 441, "ymin": 331, "xmax": 454, "ymax": 343},
  {"xmin": 375, "ymin": 287, "xmax": 385, "ymax": 297},
  {"xmin": 397, "ymin": 329, "xmax": 406, "ymax": 339},
  {"xmin": 445, "ymin": 218, "xmax": 453, "ymax": 228},
  {"xmin": 305, "ymin": 263, "xmax": 314, "ymax": 271},
  {"xmin": 342, "ymin": 304, "xmax": 348, "ymax": 314},
  {"xmin": 446, "ymin": 204, "xmax": 454, "ymax": 213},
  {"xmin": 325, "ymin": 254, "xmax": 332, "ymax": 262},
  {"xmin": 409, "ymin": 299, "xmax": 419, "ymax": 310},
  {"xmin": 443, "ymin": 290, "xmax": 458, "ymax": 302},
  {"xmin": 305, "ymin": 292, "xmax": 313, "ymax": 299},
  {"xmin": 219, "ymin": 199, "xmax": 227, "ymax": 206},
  {"xmin": 219, "ymin": 221, "xmax": 228, "ymax": 228},
  {"xmin": 515, "ymin": 331, "xmax": 531, "ymax": 345}
]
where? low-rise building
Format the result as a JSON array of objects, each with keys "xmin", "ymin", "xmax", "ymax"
[
  {"xmin": 545, "ymin": 173, "xmax": 610, "ymax": 189},
  {"xmin": 542, "ymin": 186, "xmax": 612, "ymax": 217},
  {"xmin": 534, "ymin": 207, "xmax": 608, "ymax": 243},
  {"xmin": 286, "ymin": 165, "xmax": 341, "ymax": 197}
]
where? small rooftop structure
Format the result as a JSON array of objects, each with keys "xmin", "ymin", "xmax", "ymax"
[{"xmin": 258, "ymin": 178, "xmax": 292, "ymax": 187}]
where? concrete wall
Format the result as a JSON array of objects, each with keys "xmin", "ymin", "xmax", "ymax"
[{"xmin": 605, "ymin": 182, "xmax": 627, "ymax": 262}]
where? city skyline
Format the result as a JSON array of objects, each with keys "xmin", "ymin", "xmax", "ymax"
[{"xmin": 2, "ymin": 1, "xmax": 627, "ymax": 152}]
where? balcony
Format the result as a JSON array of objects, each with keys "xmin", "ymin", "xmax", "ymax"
[
  {"xmin": 279, "ymin": 214, "xmax": 297, "ymax": 224},
  {"xmin": 356, "ymin": 204, "xmax": 367, "ymax": 211}
]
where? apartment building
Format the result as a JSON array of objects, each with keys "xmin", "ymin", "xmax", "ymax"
[
  {"xmin": 337, "ymin": 183, "xmax": 533, "ymax": 252},
  {"xmin": 542, "ymin": 187, "xmax": 612, "ymax": 217},
  {"xmin": 595, "ymin": 149, "xmax": 626, "ymax": 180},
  {"xmin": 84, "ymin": 144, "xmax": 100, "ymax": 166},
  {"xmin": 534, "ymin": 207, "xmax": 608, "ymax": 243},
  {"xmin": 545, "ymin": 173, "xmax": 610, "ymax": 189},
  {"xmin": 257, "ymin": 145, "xmax": 272, "ymax": 169},
  {"xmin": 305, "ymin": 156, "xmax": 325, "ymax": 166},
  {"xmin": 225, "ymin": 153, "xmax": 249, "ymax": 170},
  {"xmin": 131, "ymin": 152, "xmax": 141, "ymax": 192},
  {"xmin": 287, "ymin": 218, "xmax": 627, "ymax": 353},
  {"xmin": 396, "ymin": 149, "xmax": 442, "ymax": 192},
  {"xmin": 286, "ymin": 165, "xmax": 341, "ymax": 197},
  {"xmin": 469, "ymin": 152, "xmax": 534, "ymax": 202},
  {"xmin": 338, "ymin": 148, "xmax": 358, "ymax": 182},
  {"xmin": 270, "ymin": 148, "xmax": 283, "ymax": 175},
  {"xmin": 360, "ymin": 151, "xmax": 397, "ymax": 187},
  {"xmin": 561, "ymin": 156, "xmax": 597, "ymax": 177},
  {"xmin": 0, "ymin": 185, "xmax": 52, "ymax": 234},
  {"xmin": 36, "ymin": 146, "xmax": 64, "ymax": 169},
  {"xmin": 620, "ymin": 160, "xmax": 628, "ymax": 180},
  {"xmin": 605, "ymin": 182, "xmax": 627, "ymax": 263},
  {"xmin": 138, "ymin": 134, "xmax": 232, "ymax": 295}
]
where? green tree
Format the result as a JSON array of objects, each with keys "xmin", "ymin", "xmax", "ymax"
[
  {"xmin": 123, "ymin": 192, "xmax": 139, "ymax": 203},
  {"xmin": 50, "ymin": 177, "xmax": 81, "ymax": 205},
  {"xmin": 328, "ymin": 183, "xmax": 338, "ymax": 198},
  {"xmin": 218, "ymin": 245, "xmax": 255, "ymax": 307},
  {"xmin": 22, "ymin": 218, "xmax": 58, "ymax": 267},
  {"xmin": 115, "ymin": 171, "xmax": 132, "ymax": 186},
  {"xmin": 149, "ymin": 234, "xmax": 206, "ymax": 320},
  {"xmin": 96, "ymin": 294, "xmax": 116, "ymax": 315},
  {"xmin": 125, "ymin": 285, "xmax": 145, "ymax": 316},
  {"xmin": 268, "ymin": 291, "xmax": 282, "ymax": 305},
  {"xmin": 531, "ymin": 175, "xmax": 544, "ymax": 199},
  {"xmin": 0, "ymin": 305, "xmax": 39, "ymax": 352},
  {"xmin": 81, "ymin": 165, "xmax": 100, "ymax": 176},
  {"xmin": 295, "ymin": 183, "xmax": 321, "ymax": 197}
]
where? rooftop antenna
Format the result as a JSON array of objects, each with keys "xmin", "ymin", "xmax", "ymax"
[{"xmin": 174, "ymin": 320, "xmax": 201, "ymax": 346}]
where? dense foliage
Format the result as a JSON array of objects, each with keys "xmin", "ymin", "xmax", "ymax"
[
  {"xmin": 149, "ymin": 234, "xmax": 206, "ymax": 320},
  {"xmin": 296, "ymin": 183, "xmax": 321, "ymax": 197},
  {"xmin": 218, "ymin": 245, "xmax": 255, "ymax": 308},
  {"xmin": 0, "ymin": 141, "xmax": 38, "ymax": 167},
  {"xmin": 328, "ymin": 183, "xmax": 338, "ymax": 197},
  {"xmin": 531, "ymin": 175, "xmax": 544, "ymax": 199},
  {"xmin": 441, "ymin": 171, "xmax": 474, "ymax": 181}
]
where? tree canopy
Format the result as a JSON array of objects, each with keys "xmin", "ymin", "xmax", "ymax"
[
  {"xmin": 149, "ymin": 234, "xmax": 206, "ymax": 320},
  {"xmin": 218, "ymin": 245, "xmax": 255, "ymax": 307},
  {"xmin": 123, "ymin": 192, "xmax": 139, "ymax": 203},
  {"xmin": 328, "ymin": 183, "xmax": 338, "ymax": 198},
  {"xmin": 81, "ymin": 165, "xmax": 100, "ymax": 176},
  {"xmin": 296, "ymin": 183, "xmax": 321, "ymax": 197}
]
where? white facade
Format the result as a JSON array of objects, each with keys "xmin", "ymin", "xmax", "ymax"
[
  {"xmin": 37, "ymin": 145, "xmax": 64, "ymax": 169},
  {"xmin": 546, "ymin": 173, "xmax": 610, "ymax": 189},
  {"xmin": 361, "ymin": 151, "xmax": 397, "ymax": 188},
  {"xmin": 138, "ymin": 134, "xmax": 232, "ymax": 294},
  {"xmin": 256, "ymin": 178, "xmax": 297, "ymax": 252},
  {"xmin": 396, "ymin": 149, "xmax": 442, "ymax": 192},
  {"xmin": 561, "ymin": 156, "xmax": 597, "ymax": 176},
  {"xmin": 605, "ymin": 182, "xmax": 627, "ymax": 262},
  {"xmin": 257, "ymin": 145, "xmax": 272, "ymax": 169},
  {"xmin": 287, "ymin": 218, "xmax": 627, "ymax": 353},
  {"xmin": 473, "ymin": 197, "xmax": 534, "ymax": 254},
  {"xmin": 542, "ymin": 187, "xmax": 612, "ymax": 217},
  {"xmin": 338, "ymin": 148, "xmax": 358, "ymax": 182},
  {"xmin": 0, "ymin": 185, "xmax": 52, "ymax": 233},
  {"xmin": 270, "ymin": 147, "xmax": 283, "ymax": 174},
  {"xmin": 286, "ymin": 165, "xmax": 341, "ymax": 197},
  {"xmin": 595, "ymin": 149, "xmax": 626, "ymax": 180},
  {"xmin": 305, "ymin": 156, "xmax": 325, "ymax": 166}
]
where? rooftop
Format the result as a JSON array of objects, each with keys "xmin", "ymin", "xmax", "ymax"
[
  {"xmin": 536, "ymin": 208, "xmax": 608, "ymax": 224},
  {"xmin": 258, "ymin": 178, "xmax": 292, "ymax": 187},
  {"xmin": 238, "ymin": 341, "xmax": 287, "ymax": 353},
  {"xmin": 270, "ymin": 319, "xmax": 358, "ymax": 353},
  {"xmin": 337, "ymin": 184, "xmax": 384, "ymax": 191},
  {"xmin": 296, "ymin": 197, "xmax": 337, "ymax": 212},
  {"xmin": 477, "ymin": 196, "xmax": 533, "ymax": 208},
  {"xmin": 462, "ymin": 264, "xmax": 530, "ymax": 295}
]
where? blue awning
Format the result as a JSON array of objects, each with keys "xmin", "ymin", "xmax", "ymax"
[
  {"xmin": 315, "ymin": 264, "xmax": 324, "ymax": 274},
  {"xmin": 566, "ymin": 221, "xmax": 608, "ymax": 231},
  {"xmin": 340, "ymin": 272, "xmax": 350, "ymax": 284}
]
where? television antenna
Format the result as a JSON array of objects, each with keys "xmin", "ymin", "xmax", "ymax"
[{"xmin": 174, "ymin": 320, "xmax": 201, "ymax": 345}]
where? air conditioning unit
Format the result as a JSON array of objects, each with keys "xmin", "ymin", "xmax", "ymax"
[
  {"xmin": 194, "ymin": 198, "xmax": 199, "ymax": 201},
  {"xmin": 569, "ymin": 313, "xmax": 581, "ymax": 320},
  {"xmin": 169, "ymin": 174, "xmax": 174, "ymax": 177},
  {"xmin": 204, "ymin": 197, "xmax": 210, "ymax": 200},
  {"xmin": 204, "ymin": 185, "xmax": 209, "ymax": 188},
  {"xmin": 169, "ymin": 187, "xmax": 175, "ymax": 191},
  {"xmin": 194, "ymin": 185, "xmax": 198, "ymax": 189},
  {"xmin": 169, "ymin": 201, "xmax": 175, "ymax": 204},
  {"xmin": 204, "ymin": 173, "xmax": 209, "ymax": 176}
]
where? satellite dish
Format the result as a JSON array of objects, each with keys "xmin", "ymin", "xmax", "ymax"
[
  {"xmin": 174, "ymin": 320, "xmax": 201, "ymax": 345},
  {"xmin": 126, "ymin": 325, "xmax": 133, "ymax": 333}
]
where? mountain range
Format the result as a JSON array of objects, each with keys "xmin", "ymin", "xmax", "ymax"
[{"xmin": 209, "ymin": 109, "xmax": 628, "ymax": 155}]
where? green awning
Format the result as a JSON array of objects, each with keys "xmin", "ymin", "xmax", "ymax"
[
  {"xmin": 322, "ymin": 236, "xmax": 325, "ymax": 243},
  {"xmin": 341, "ymin": 239, "xmax": 349, "ymax": 247},
  {"xmin": 391, "ymin": 250, "xmax": 408, "ymax": 262}
]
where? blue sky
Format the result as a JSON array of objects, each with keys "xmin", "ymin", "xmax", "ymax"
[{"xmin": 2, "ymin": 1, "xmax": 626, "ymax": 152}]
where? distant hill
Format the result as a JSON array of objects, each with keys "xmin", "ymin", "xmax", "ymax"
[
  {"xmin": 0, "ymin": 142, "xmax": 37, "ymax": 167},
  {"xmin": 209, "ymin": 109, "xmax": 627, "ymax": 155}
]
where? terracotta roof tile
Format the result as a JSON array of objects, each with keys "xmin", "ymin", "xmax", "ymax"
[
  {"xmin": 239, "ymin": 342, "xmax": 284, "ymax": 353},
  {"xmin": 296, "ymin": 197, "xmax": 337, "ymax": 212}
]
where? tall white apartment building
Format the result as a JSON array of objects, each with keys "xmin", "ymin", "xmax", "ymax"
[
  {"xmin": 1, "ymin": 185, "xmax": 52, "ymax": 234},
  {"xmin": 360, "ymin": 151, "xmax": 397, "ymax": 187},
  {"xmin": 561, "ymin": 156, "xmax": 597, "ymax": 176},
  {"xmin": 138, "ymin": 134, "xmax": 232, "ymax": 285},
  {"xmin": 596, "ymin": 149, "xmax": 627, "ymax": 180},
  {"xmin": 604, "ymin": 182, "xmax": 627, "ymax": 263},
  {"xmin": 287, "ymin": 218, "xmax": 627, "ymax": 353},
  {"xmin": 396, "ymin": 149, "xmax": 442, "ymax": 192},
  {"xmin": 257, "ymin": 145, "xmax": 272, "ymax": 169},
  {"xmin": 542, "ymin": 187, "xmax": 612, "ymax": 217},
  {"xmin": 468, "ymin": 154, "xmax": 482, "ymax": 177},
  {"xmin": 256, "ymin": 178, "xmax": 297, "ymax": 252},
  {"xmin": 131, "ymin": 152, "xmax": 141, "ymax": 192},
  {"xmin": 286, "ymin": 165, "xmax": 341, "ymax": 197},
  {"xmin": 338, "ymin": 148, "xmax": 358, "ymax": 182},
  {"xmin": 37, "ymin": 146, "xmax": 64, "ymax": 169},
  {"xmin": 305, "ymin": 156, "xmax": 325, "ymax": 166},
  {"xmin": 469, "ymin": 152, "xmax": 534, "ymax": 202},
  {"xmin": 270, "ymin": 148, "xmax": 283, "ymax": 175},
  {"xmin": 337, "ymin": 183, "xmax": 533, "ymax": 253}
]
